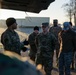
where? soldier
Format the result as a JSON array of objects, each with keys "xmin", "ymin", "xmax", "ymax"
[
  {"xmin": 1, "ymin": 17, "xmax": 29, "ymax": 55},
  {"xmin": 58, "ymin": 22, "xmax": 76, "ymax": 75},
  {"xmin": 35, "ymin": 22, "xmax": 56, "ymax": 75},
  {"xmin": 49, "ymin": 19, "xmax": 62, "ymax": 65},
  {"xmin": 28, "ymin": 26, "xmax": 39, "ymax": 62}
]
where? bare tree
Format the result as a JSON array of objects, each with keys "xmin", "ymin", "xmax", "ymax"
[
  {"xmin": 71, "ymin": 0, "xmax": 76, "ymax": 25},
  {"xmin": 74, "ymin": 0, "xmax": 76, "ymax": 26},
  {"xmin": 62, "ymin": 0, "xmax": 76, "ymax": 25}
]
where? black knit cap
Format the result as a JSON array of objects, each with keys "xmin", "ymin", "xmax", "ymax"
[
  {"xmin": 34, "ymin": 26, "xmax": 39, "ymax": 31},
  {"xmin": 53, "ymin": 19, "xmax": 58, "ymax": 22},
  {"xmin": 6, "ymin": 17, "xmax": 16, "ymax": 27}
]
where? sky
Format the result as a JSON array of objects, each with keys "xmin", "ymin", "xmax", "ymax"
[{"xmin": 0, "ymin": 0, "xmax": 70, "ymax": 24}]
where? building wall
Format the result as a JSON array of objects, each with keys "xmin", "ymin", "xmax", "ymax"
[
  {"xmin": 17, "ymin": 17, "xmax": 50, "ymax": 27},
  {"xmin": 0, "ymin": 20, "xmax": 6, "ymax": 27},
  {"xmin": 0, "ymin": 17, "xmax": 50, "ymax": 27},
  {"xmin": 0, "ymin": 17, "xmax": 50, "ymax": 34}
]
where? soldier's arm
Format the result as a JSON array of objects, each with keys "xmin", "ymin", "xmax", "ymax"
[
  {"xmin": 51, "ymin": 34, "xmax": 57, "ymax": 50},
  {"xmin": 2, "ymin": 33, "xmax": 13, "ymax": 50},
  {"xmin": 15, "ymin": 33, "xmax": 24, "ymax": 48},
  {"xmin": 28, "ymin": 34, "xmax": 35, "ymax": 45}
]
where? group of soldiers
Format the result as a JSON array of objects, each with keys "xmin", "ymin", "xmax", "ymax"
[
  {"xmin": 28, "ymin": 19, "xmax": 62, "ymax": 75},
  {"xmin": 1, "ymin": 17, "xmax": 76, "ymax": 75},
  {"xmin": 28, "ymin": 20, "xmax": 76, "ymax": 75},
  {"xmin": 28, "ymin": 19, "xmax": 62, "ymax": 63}
]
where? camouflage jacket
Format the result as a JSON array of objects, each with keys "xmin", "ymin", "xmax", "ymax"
[
  {"xmin": 49, "ymin": 26, "xmax": 62, "ymax": 39},
  {"xmin": 35, "ymin": 32, "xmax": 56, "ymax": 57},
  {"xmin": 28, "ymin": 32, "xmax": 38, "ymax": 54},
  {"xmin": 28, "ymin": 32, "xmax": 38, "ymax": 45},
  {"xmin": 1, "ymin": 28, "xmax": 24, "ymax": 54}
]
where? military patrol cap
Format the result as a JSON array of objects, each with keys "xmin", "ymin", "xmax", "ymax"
[
  {"xmin": 42, "ymin": 22, "xmax": 49, "ymax": 27},
  {"xmin": 6, "ymin": 17, "xmax": 16, "ymax": 27}
]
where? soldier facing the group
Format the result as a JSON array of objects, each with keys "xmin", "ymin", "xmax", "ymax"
[{"xmin": 1, "ymin": 17, "xmax": 29, "ymax": 55}]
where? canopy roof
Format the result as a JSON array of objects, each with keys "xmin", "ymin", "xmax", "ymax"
[{"xmin": 0, "ymin": 0, "xmax": 55, "ymax": 13}]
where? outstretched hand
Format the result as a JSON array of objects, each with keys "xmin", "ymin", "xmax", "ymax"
[
  {"xmin": 21, "ymin": 47, "xmax": 28, "ymax": 52},
  {"xmin": 23, "ymin": 39, "xmax": 29, "ymax": 45}
]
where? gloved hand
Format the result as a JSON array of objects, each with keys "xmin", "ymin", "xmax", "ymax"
[
  {"xmin": 23, "ymin": 39, "xmax": 29, "ymax": 45},
  {"xmin": 21, "ymin": 47, "xmax": 28, "ymax": 52}
]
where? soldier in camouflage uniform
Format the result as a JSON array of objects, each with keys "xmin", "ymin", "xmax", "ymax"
[
  {"xmin": 28, "ymin": 26, "xmax": 39, "ymax": 62},
  {"xmin": 35, "ymin": 22, "xmax": 56, "ymax": 75},
  {"xmin": 1, "ymin": 17, "xmax": 28, "ymax": 55},
  {"xmin": 58, "ymin": 22, "xmax": 76, "ymax": 75},
  {"xmin": 49, "ymin": 19, "xmax": 62, "ymax": 63}
]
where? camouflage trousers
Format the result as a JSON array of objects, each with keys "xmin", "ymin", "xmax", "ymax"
[
  {"xmin": 36, "ymin": 55, "xmax": 53, "ymax": 75},
  {"xmin": 58, "ymin": 52, "xmax": 73, "ymax": 75}
]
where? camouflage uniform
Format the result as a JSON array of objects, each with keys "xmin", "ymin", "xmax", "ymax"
[
  {"xmin": 1, "ymin": 28, "xmax": 24, "ymax": 55},
  {"xmin": 35, "ymin": 32, "xmax": 56, "ymax": 75},
  {"xmin": 49, "ymin": 26, "xmax": 62, "ymax": 61},
  {"xmin": 28, "ymin": 32, "xmax": 39, "ymax": 61}
]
